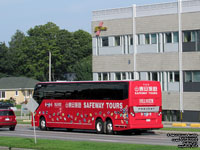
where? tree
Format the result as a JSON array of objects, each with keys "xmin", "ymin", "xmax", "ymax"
[
  {"xmin": 2, "ymin": 22, "xmax": 92, "ymax": 81},
  {"xmin": 9, "ymin": 30, "xmax": 25, "ymax": 50},
  {"xmin": 8, "ymin": 30, "xmax": 26, "ymax": 76},
  {"xmin": 0, "ymin": 42, "xmax": 13, "ymax": 77},
  {"xmin": 68, "ymin": 55, "xmax": 92, "ymax": 81}
]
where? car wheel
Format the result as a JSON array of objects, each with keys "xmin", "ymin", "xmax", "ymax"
[
  {"xmin": 106, "ymin": 120, "xmax": 113, "ymax": 134},
  {"xmin": 95, "ymin": 119, "xmax": 104, "ymax": 134},
  {"xmin": 9, "ymin": 126, "xmax": 15, "ymax": 131},
  {"xmin": 39, "ymin": 117, "xmax": 47, "ymax": 131}
]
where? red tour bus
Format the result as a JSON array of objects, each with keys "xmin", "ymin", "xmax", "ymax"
[{"xmin": 32, "ymin": 80, "xmax": 163, "ymax": 134}]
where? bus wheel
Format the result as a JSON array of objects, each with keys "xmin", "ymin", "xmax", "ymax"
[
  {"xmin": 106, "ymin": 120, "xmax": 113, "ymax": 134},
  {"xmin": 40, "ymin": 117, "xmax": 47, "ymax": 131},
  {"xmin": 95, "ymin": 119, "xmax": 104, "ymax": 134}
]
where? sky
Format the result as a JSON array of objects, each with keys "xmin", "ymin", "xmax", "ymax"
[{"xmin": 0, "ymin": 0, "xmax": 177, "ymax": 45}]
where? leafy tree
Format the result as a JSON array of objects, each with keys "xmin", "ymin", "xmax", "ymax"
[
  {"xmin": 9, "ymin": 30, "xmax": 25, "ymax": 50},
  {"xmin": 68, "ymin": 55, "xmax": 92, "ymax": 81},
  {"xmin": 1, "ymin": 22, "xmax": 92, "ymax": 81},
  {"xmin": 0, "ymin": 42, "xmax": 13, "ymax": 77},
  {"xmin": 8, "ymin": 30, "xmax": 26, "ymax": 76}
]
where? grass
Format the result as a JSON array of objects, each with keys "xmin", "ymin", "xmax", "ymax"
[
  {"xmin": 0, "ymin": 136, "xmax": 199, "ymax": 150},
  {"xmin": 16, "ymin": 104, "xmax": 21, "ymax": 109},
  {"xmin": 16, "ymin": 119, "xmax": 31, "ymax": 124},
  {"xmin": 161, "ymin": 127, "xmax": 200, "ymax": 132}
]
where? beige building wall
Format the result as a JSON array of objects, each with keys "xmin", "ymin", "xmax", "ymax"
[
  {"xmin": 92, "ymin": 12, "xmax": 200, "ymax": 37},
  {"xmin": 3, "ymin": 89, "xmax": 33, "ymax": 104}
]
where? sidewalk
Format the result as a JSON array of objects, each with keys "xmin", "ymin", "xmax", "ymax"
[{"xmin": 163, "ymin": 121, "xmax": 200, "ymax": 128}]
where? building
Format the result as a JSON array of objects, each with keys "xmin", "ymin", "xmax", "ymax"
[
  {"xmin": 91, "ymin": 0, "xmax": 200, "ymax": 122},
  {"xmin": 0, "ymin": 77, "xmax": 39, "ymax": 104}
]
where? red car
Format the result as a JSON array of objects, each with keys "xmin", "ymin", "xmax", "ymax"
[{"xmin": 0, "ymin": 109, "xmax": 17, "ymax": 131}]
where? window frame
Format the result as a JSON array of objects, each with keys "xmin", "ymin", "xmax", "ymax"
[
  {"xmin": 114, "ymin": 36, "xmax": 121, "ymax": 46},
  {"xmin": 101, "ymin": 37, "xmax": 109, "ymax": 47},
  {"xmin": 165, "ymin": 32, "xmax": 172, "ymax": 43},
  {"xmin": 0, "ymin": 91, "xmax": 6, "ymax": 99}
]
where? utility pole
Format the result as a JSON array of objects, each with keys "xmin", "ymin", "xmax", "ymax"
[
  {"xmin": 178, "ymin": 0, "xmax": 184, "ymax": 121},
  {"xmin": 133, "ymin": 4, "xmax": 138, "ymax": 80},
  {"xmin": 49, "ymin": 51, "xmax": 51, "ymax": 82}
]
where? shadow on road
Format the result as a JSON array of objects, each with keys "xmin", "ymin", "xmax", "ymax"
[{"xmin": 28, "ymin": 127, "xmax": 156, "ymax": 136}]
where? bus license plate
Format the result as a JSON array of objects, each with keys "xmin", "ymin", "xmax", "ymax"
[
  {"xmin": 146, "ymin": 119, "xmax": 151, "ymax": 122},
  {"xmin": 144, "ymin": 113, "xmax": 148, "ymax": 116}
]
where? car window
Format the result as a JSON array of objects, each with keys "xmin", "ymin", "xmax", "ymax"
[{"xmin": 0, "ymin": 110, "xmax": 14, "ymax": 116}]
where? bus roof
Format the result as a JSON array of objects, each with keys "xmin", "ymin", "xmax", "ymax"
[{"xmin": 36, "ymin": 80, "xmax": 160, "ymax": 85}]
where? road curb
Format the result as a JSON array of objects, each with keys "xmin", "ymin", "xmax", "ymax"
[{"xmin": 153, "ymin": 130, "xmax": 200, "ymax": 135}]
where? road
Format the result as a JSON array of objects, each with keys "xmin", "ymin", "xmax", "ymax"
[{"xmin": 0, "ymin": 125, "xmax": 198, "ymax": 147}]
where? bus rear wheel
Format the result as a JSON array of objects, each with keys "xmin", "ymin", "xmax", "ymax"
[
  {"xmin": 106, "ymin": 120, "xmax": 113, "ymax": 134},
  {"xmin": 39, "ymin": 117, "xmax": 47, "ymax": 131},
  {"xmin": 95, "ymin": 119, "xmax": 104, "ymax": 134}
]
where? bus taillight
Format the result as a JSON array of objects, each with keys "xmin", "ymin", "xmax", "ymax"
[
  {"xmin": 158, "ymin": 106, "xmax": 162, "ymax": 116},
  {"xmin": 129, "ymin": 107, "xmax": 135, "ymax": 117}
]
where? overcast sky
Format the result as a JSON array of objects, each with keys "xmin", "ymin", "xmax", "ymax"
[{"xmin": 0, "ymin": 0, "xmax": 177, "ymax": 44}]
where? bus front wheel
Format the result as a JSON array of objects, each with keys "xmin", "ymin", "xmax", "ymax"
[
  {"xmin": 95, "ymin": 119, "xmax": 104, "ymax": 134},
  {"xmin": 39, "ymin": 117, "xmax": 47, "ymax": 131}
]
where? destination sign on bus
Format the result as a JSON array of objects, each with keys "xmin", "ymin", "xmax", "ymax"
[
  {"xmin": 134, "ymin": 86, "xmax": 158, "ymax": 95},
  {"xmin": 133, "ymin": 106, "xmax": 159, "ymax": 113}
]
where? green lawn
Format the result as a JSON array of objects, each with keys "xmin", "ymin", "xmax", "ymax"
[
  {"xmin": 16, "ymin": 119, "xmax": 31, "ymax": 124},
  {"xmin": 16, "ymin": 104, "xmax": 21, "ymax": 109},
  {"xmin": 161, "ymin": 127, "xmax": 200, "ymax": 132},
  {"xmin": 0, "ymin": 136, "xmax": 198, "ymax": 150}
]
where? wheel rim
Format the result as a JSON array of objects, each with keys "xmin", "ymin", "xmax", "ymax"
[
  {"xmin": 96, "ymin": 122, "xmax": 102, "ymax": 132},
  {"xmin": 41, "ymin": 119, "xmax": 46, "ymax": 129},
  {"xmin": 107, "ymin": 122, "xmax": 113, "ymax": 132}
]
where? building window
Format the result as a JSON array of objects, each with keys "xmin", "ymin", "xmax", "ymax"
[
  {"xmin": 169, "ymin": 72, "xmax": 173, "ymax": 82},
  {"xmin": 115, "ymin": 73, "xmax": 121, "ymax": 80},
  {"xmin": 184, "ymin": 31, "xmax": 196, "ymax": 42},
  {"xmin": 152, "ymin": 72, "xmax": 158, "ymax": 81},
  {"xmin": 147, "ymin": 72, "xmax": 151, "ymax": 80},
  {"xmin": 129, "ymin": 72, "xmax": 134, "ymax": 80},
  {"xmin": 98, "ymin": 73, "xmax": 101, "ymax": 81},
  {"xmin": 15, "ymin": 91, "xmax": 18, "ymax": 96},
  {"xmin": 103, "ymin": 73, "xmax": 108, "ymax": 80},
  {"xmin": 173, "ymin": 32, "xmax": 179, "ymax": 43},
  {"xmin": 122, "ymin": 72, "xmax": 126, "ymax": 80},
  {"xmin": 114, "ymin": 36, "xmax": 120, "ymax": 46},
  {"xmin": 174, "ymin": 72, "xmax": 179, "ymax": 82},
  {"xmin": 193, "ymin": 72, "xmax": 200, "ymax": 82},
  {"xmin": 151, "ymin": 34, "xmax": 157, "ymax": 44},
  {"xmin": 168, "ymin": 72, "xmax": 179, "ymax": 82},
  {"xmin": 130, "ymin": 36, "xmax": 133, "ymax": 45},
  {"xmin": 185, "ymin": 72, "xmax": 192, "ymax": 82},
  {"xmin": 166, "ymin": 33, "xmax": 172, "ymax": 43},
  {"xmin": 0, "ymin": 91, "xmax": 5, "ymax": 99},
  {"xmin": 138, "ymin": 34, "xmax": 145, "ymax": 45},
  {"xmin": 102, "ymin": 37, "xmax": 108, "ymax": 47},
  {"xmin": 185, "ymin": 71, "xmax": 200, "ymax": 82},
  {"xmin": 184, "ymin": 31, "xmax": 191, "ymax": 42},
  {"xmin": 145, "ymin": 34, "xmax": 150, "ymax": 44}
]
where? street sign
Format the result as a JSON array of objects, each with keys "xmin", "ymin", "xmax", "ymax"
[
  {"xmin": 26, "ymin": 98, "xmax": 38, "ymax": 144},
  {"xmin": 26, "ymin": 98, "xmax": 39, "ymax": 113}
]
